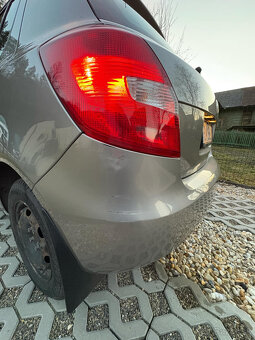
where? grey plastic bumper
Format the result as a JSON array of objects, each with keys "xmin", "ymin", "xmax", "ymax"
[{"xmin": 33, "ymin": 134, "xmax": 219, "ymax": 273}]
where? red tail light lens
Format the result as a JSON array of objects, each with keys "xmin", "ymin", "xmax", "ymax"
[{"xmin": 40, "ymin": 26, "xmax": 180, "ymax": 157}]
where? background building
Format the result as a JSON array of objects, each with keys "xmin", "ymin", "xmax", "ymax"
[{"xmin": 216, "ymin": 86, "xmax": 255, "ymax": 131}]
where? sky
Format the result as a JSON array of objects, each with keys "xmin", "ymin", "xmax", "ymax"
[{"xmin": 142, "ymin": 0, "xmax": 255, "ymax": 93}]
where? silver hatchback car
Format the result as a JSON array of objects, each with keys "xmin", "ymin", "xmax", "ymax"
[{"xmin": 0, "ymin": 0, "xmax": 219, "ymax": 311}]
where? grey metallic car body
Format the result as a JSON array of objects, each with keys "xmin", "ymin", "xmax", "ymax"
[{"xmin": 0, "ymin": 0, "xmax": 218, "ymax": 278}]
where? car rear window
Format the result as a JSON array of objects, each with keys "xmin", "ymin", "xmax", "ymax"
[{"xmin": 88, "ymin": 0, "xmax": 171, "ymax": 50}]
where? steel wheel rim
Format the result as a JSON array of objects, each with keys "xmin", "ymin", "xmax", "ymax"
[{"xmin": 15, "ymin": 201, "xmax": 52, "ymax": 281}]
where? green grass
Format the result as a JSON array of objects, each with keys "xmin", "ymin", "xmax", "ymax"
[{"xmin": 212, "ymin": 145, "xmax": 255, "ymax": 187}]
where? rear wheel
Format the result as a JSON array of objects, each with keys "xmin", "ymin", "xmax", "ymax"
[{"xmin": 8, "ymin": 179, "xmax": 64, "ymax": 299}]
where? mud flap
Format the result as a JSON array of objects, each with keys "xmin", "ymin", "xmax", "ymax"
[{"xmin": 42, "ymin": 209, "xmax": 103, "ymax": 313}]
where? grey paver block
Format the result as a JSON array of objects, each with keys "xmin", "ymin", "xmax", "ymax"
[
  {"xmin": 0, "ymin": 242, "xmax": 30, "ymax": 288},
  {"xmin": 146, "ymin": 329, "xmax": 159, "ymax": 340},
  {"xmin": 73, "ymin": 302, "xmax": 117, "ymax": 340},
  {"xmin": 48, "ymin": 297, "xmax": 67, "ymax": 313},
  {"xmin": 150, "ymin": 314, "xmax": 196, "ymax": 340},
  {"xmin": 1, "ymin": 197, "xmax": 255, "ymax": 340},
  {"xmin": 154, "ymin": 261, "xmax": 168, "ymax": 283},
  {"xmin": 169, "ymin": 276, "xmax": 255, "ymax": 337},
  {"xmin": 165, "ymin": 281, "xmax": 232, "ymax": 339},
  {"xmin": 0, "ymin": 241, "xmax": 8, "ymax": 256},
  {"xmin": 0, "ymin": 218, "xmax": 11, "ymax": 234},
  {"xmin": 6, "ymin": 234, "xmax": 17, "ymax": 247},
  {"xmin": 108, "ymin": 271, "xmax": 153, "ymax": 324},
  {"xmin": 0, "ymin": 307, "xmax": 19, "ymax": 339},
  {"xmin": 15, "ymin": 281, "xmax": 55, "ymax": 340},
  {"xmin": 205, "ymin": 301, "xmax": 255, "ymax": 337},
  {"xmin": 206, "ymin": 194, "xmax": 255, "ymax": 234},
  {"xmin": 168, "ymin": 276, "xmax": 211, "ymax": 308},
  {"xmin": 132, "ymin": 268, "xmax": 166, "ymax": 293},
  {"xmin": 86, "ymin": 290, "xmax": 148, "ymax": 340}
]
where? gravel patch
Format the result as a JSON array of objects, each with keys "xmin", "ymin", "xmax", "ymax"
[
  {"xmin": 117, "ymin": 271, "xmax": 134, "ymax": 287},
  {"xmin": 29, "ymin": 287, "xmax": 46, "ymax": 303},
  {"xmin": 14, "ymin": 262, "xmax": 28, "ymax": 276},
  {"xmin": 86, "ymin": 304, "xmax": 109, "ymax": 332},
  {"xmin": 141, "ymin": 263, "xmax": 159, "ymax": 282},
  {"xmin": 0, "ymin": 233, "xmax": 9, "ymax": 242},
  {"xmin": 2, "ymin": 246, "xmax": 18, "ymax": 257},
  {"xmin": 12, "ymin": 317, "xmax": 41, "ymax": 340},
  {"xmin": 215, "ymin": 182, "xmax": 255, "ymax": 202},
  {"xmin": 192, "ymin": 323, "xmax": 218, "ymax": 340},
  {"xmin": 92, "ymin": 275, "xmax": 108, "ymax": 292},
  {"xmin": 49, "ymin": 312, "xmax": 74, "ymax": 339},
  {"xmin": 161, "ymin": 219, "xmax": 255, "ymax": 322},
  {"xmin": 175, "ymin": 287, "xmax": 200, "ymax": 309},
  {"xmin": 119, "ymin": 297, "xmax": 141, "ymax": 323},
  {"xmin": 0, "ymin": 265, "xmax": 8, "ymax": 277},
  {"xmin": 160, "ymin": 332, "xmax": 182, "ymax": 340},
  {"xmin": 222, "ymin": 316, "xmax": 254, "ymax": 340},
  {"xmin": 0, "ymin": 287, "xmax": 22, "ymax": 307},
  {"xmin": 148, "ymin": 292, "xmax": 171, "ymax": 317}
]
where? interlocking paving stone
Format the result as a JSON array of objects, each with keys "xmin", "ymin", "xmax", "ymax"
[
  {"xmin": 0, "ymin": 200, "xmax": 255, "ymax": 339},
  {"xmin": 12, "ymin": 317, "xmax": 41, "ymax": 340},
  {"xmin": 0, "ymin": 307, "xmax": 19, "ymax": 339},
  {"xmin": 2, "ymin": 246, "xmax": 18, "ymax": 257},
  {"xmin": 205, "ymin": 194, "xmax": 255, "ymax": 234},
  {"xmin": 222, "ymin": 315, "xmax": 254, "ymax": 340}
]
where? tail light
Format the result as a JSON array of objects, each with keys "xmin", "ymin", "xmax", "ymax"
[{"xmin": 40, "ymin": 26, "xmax": 180, "ymax": 157}]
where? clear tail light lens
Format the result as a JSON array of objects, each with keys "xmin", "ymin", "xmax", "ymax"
[{"xmin": 40, "ymin": 26, "xmax": 180, "ymax": 157}]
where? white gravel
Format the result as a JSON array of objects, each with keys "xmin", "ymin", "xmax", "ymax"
[
  {"xmin": 161, "ymin": 218, "xmax": 255, "ymax": 322},
  {"xmin": 215, "ymin": 182, "xmax": 255, "ymax": 202}
]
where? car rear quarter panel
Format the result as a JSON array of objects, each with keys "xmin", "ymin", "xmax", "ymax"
[
  {"xmin": 0, "ymin": 0, "xmax": 98, "ymax": 184},
  {"xmin": 0, "ymin": 49, "xmax": 81, "ymax": 183},
  {"xmin": 19, "ymin": 0, "xmax": 98, "ymax": 48}
]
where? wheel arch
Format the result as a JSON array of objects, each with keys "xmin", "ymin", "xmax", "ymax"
[{"xmin": 0, "ymin": 161, "xmax": 21, "ymax": 211}]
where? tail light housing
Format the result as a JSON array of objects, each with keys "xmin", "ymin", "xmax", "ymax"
[{"xmin": 40, "ymin": 26, "xmax": 180, "ymax": 157}]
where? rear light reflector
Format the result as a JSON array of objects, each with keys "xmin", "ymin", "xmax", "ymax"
[{"xmin": 40, "ymin": 26, "xmax": 180, "ymax": 157}]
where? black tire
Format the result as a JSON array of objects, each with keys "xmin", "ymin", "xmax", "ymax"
[{"xmin": 8, "ymin": 179, "xmax": 64, "ymax": 299}]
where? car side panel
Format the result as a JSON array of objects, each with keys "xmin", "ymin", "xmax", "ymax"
[
  {"xmin": 19, "ymin": 0, "xmax": 98, "ymax": 48},
  {"xmin": 0, "ymin": 48, "xmax": 81, "ymax": 183},
  {"xmin": 0, "ymin": 0, "xmax": 99, "ymax": 183}
]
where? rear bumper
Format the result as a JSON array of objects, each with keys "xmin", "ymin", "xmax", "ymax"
[{"xmin": 34, "ymin": 134, "xmax": 219, "ymax": 273}]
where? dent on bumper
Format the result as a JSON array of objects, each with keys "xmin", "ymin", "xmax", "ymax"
[{"xmin": 34, "ymin": 134, "xmax": 219, "ymax": 273}]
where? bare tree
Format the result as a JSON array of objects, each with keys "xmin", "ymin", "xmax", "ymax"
[
  {"xmin": 150, "ymin": 0, "xmax": 177, "ymax": 43},
  {"xmin": 143, "ymin": 0, "xmax": 193, "ymax": 62}
]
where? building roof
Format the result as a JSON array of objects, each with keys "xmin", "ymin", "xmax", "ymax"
[{"xmin": 216, "ymin": 86, "xmax": 255, "ymax": 109}]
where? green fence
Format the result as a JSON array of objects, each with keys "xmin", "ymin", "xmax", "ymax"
[
  {"xmin": 213, "ymin": 130, "xmax": 255, "ymax": 148},
  {"xmin": 212, "ymin": 130, "xmax": 255, "ymax": 187}
]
